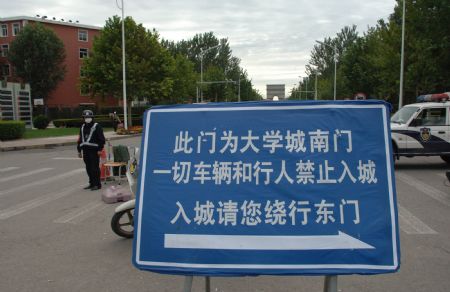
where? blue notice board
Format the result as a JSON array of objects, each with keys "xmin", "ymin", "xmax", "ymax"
[{"xmin": 133, "ymin": 100, "xmax": 400, "ymax": 276}]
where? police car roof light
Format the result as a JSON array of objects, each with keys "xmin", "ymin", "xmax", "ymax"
[{"xmin": 416, "ymin": 92, "xmax": 450, "ymax": 103}]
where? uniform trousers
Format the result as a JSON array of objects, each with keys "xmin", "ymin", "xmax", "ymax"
[{"xmin": 82, "ymin": 148, "xmax": 101, "ymax": 187}]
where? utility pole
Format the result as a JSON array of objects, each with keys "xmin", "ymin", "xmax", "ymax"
[
  {"xmin": 238, "ymin": 75, "xmax": 241, "ymax": 102},
  {"xmin": 298, "ymin": 76, "xmax": 302, "ymax": 100},
  {"xmin": 333, "ymin": 50, "xmax": 337, "ymax": 100},
  {"xmin": 305, "ymin": 77, "xmax": 308, "ymax": 100},
  {"xmin": 314, "ymin": 73, "xmax": 318, "ymax": 100},
  {"xmin": 399, "ymin": 0, "xmax": 406, "ymax": 109},
  {"xmin": 116, "ymin": 0, "xmax": 128, "ymax": 129}
]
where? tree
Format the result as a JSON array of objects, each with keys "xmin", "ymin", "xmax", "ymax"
[
  {"xmin": 306, "ymin": 25, "xmax": 359, "ymax": 99},
  {"xmin": 8, "ymin": 23, "xmax": 66, "ymax": 101},
  {"xmin": 397, "ymin": 0, "xmax": 450, "ymax": 99},
  {"xmin": 169, "ymin": 54, "xmax": 197, "ymax": 104},
  {"xmin": 304, "ymin": 0, "xmax": 450, "ymax": 106},
  {"xmin": 162, "ymin": 32, "xmax": 261, "ymax": 102},
  {"xmin": 81, "ymin": 16, "xmax": 174, "ymax": 125}
]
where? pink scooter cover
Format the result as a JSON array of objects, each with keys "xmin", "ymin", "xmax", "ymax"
[{"xmin": 102, "ymin": 185, "xmax": 132, "ymax": 204}]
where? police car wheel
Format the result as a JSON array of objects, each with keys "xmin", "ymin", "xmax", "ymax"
[
  {"xmin": 441, "ymin": 155, "xmax": 450, "ymax": 164},
  {"xmin": 111, "ymin": 208, "xmax": 134, "ymax": 238}
]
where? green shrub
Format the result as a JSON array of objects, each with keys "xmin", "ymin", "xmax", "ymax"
[
  {"xmin": 59, "ymin": 107, "xmax": 72, "ymax": 119},
  {"xmin": 53, "ymin": 118, "xmax": 83, "ymax": 128},
  {"xmin": 53, "ymin": 117, "xmax": 143, "ymax": 128},
  {"xmin": 46, "ymin": 106, "xmax": 149, "ymax": 120},
  {"xmin": 0, "ymin": 121, "xmax": 26, "ymax": 140},
  {"xmin": 33, "ymin": 115, "xmax": 49, "ymax": 129},
  {"xmin": 52, "ymin": 119, "xmax": 65, "ymax": 128}
]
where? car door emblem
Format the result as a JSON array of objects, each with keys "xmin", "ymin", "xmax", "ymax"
[{"xmin": 420, "ymin": 127, "xmax": 431, "ymax": 142}]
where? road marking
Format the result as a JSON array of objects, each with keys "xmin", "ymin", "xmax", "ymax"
[
  {"xmin": 0, "ymin": 184, "xmax": 83, "ymax": 220},
  {"xmin": 52, "ymin": 157, "xmax": 81, "ymax": 160},
  {"xmin": 0, "ymin": 168, "xmax": 53, "ymax": 183},
  {"xmin": 397, "ymin": 204, "xmax": 437, "ymax": 235},
  {"xmin": 437, "ymin": 173, "xmax": 446, "ymax": 179},
  {"xmin": 0, "ymin": 168, "xmax": 84, "ymax": 198},
  {"xmin": 53, "ymin": 201, "xmax": 107, "ymax": 224},
  {"xmin": 396, "ymin": 172, "xmax": 450, "ymax": 207},
  {"xmin": 0, "ymin": 167, "xmax": 20, "ymax": 173}
]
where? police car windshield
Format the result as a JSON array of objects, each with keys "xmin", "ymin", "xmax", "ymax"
[{"xmin": 391, "ymin": 106, "xmax": 419, "ymax": 124}]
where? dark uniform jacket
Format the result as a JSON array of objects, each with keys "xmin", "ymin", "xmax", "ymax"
[{"xmin": 77, "ymin": 121, "xmax": 106, "ymax": 153}]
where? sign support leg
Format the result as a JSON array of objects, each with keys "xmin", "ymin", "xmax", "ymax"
[
  {"xmin": 183, "ymin": 276, "xmax": 193, "ymax": 292},
  {"xmin": 205, "ymin": 276, "xmax": 211, "ymax": 292},
  {"xmin": 323, "ymin": 275, "xmax": 338, "ymax": 292}
]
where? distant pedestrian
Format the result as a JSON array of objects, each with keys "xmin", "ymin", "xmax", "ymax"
[
  {"xmin": 77, "ymin": 110, "xmax": 105, "ymax": 191},
  {"xmin": 111, "ymin": 111, "xmax": 121, "ymax": 132}
]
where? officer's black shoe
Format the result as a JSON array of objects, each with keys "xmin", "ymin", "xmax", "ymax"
[
  {"xmin": 90, "ymin": 185, "xmax": 102, "ymax": 191},
  {"xmin": 83, "ymin": 185, "xmax": 93, "ymax": 190}
]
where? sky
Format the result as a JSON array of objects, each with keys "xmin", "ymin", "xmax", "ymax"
[{"xmin": 4, "ymin": 0, "xmax": 396, "ymax": 98}]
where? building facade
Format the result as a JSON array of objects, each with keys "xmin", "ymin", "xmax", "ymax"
[
  {"xmin": 266, "ymin": 84, "xmax": 285, "ymax": 100},
  {"xmin": 0, "ymin": 16, "xmax": 117, "ymax": 108}
]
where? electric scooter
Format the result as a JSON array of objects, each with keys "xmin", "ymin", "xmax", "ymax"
[{"xmin": 110, "ymin": 148, "xmax": 138, "ymax": 238}]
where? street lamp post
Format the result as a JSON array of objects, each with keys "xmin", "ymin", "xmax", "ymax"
[
  {"xmin": 199, "ymin": 44, "xmax": 221, "ymax": 102},
  {"xmin": 333, "ymin": 51, "xmax": 336, "ymax": 100},
  {"xmin": 305, "ymin": 77, "xmax": 308, "ymax": 100},
  {"xmin": 298, "ymin": 76, "xmax": 302, "ymax": 100},
  {"xmin": 314, "ymin": 72, "xmax": 318, "ymax": 100},
  {"xmin": 238, "ymin": 74, "xmax": 241, "ymax": 102},
  {"xmin": 316, "ymin": 41, "xmax": 337, "ymax": 100},
  {"xmin": 116, "ymin": 0, "xmax": 127, "ymax": 129},
  {"xmin": 399, "ymin": 0, "xmax": 406, "ymax": 109}
]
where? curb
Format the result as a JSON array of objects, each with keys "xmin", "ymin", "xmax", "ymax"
[{"xmin": 0, "ymin": 134, "xmax": 141, "ymax": 152}]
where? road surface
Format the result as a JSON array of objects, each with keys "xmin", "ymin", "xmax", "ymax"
[{"xmin": 0, "ymin": 136, "xmax": 449, "ymax": 291}]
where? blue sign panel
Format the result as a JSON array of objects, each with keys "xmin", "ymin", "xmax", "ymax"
[{"xmin": 133, "ymin": 100, "xmax": 400, "ymax": 276}]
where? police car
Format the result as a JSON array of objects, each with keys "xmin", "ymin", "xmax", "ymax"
[{"xmin": 391, "ymin": 94, "xmax": 450, "ymax": 164}]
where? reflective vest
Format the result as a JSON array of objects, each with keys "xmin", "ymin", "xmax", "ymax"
[{"xmin": 80, "ymin": 123, "xmax": 99, "ymax": 147}]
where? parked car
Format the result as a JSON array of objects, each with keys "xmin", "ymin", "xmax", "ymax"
[{"xmin": 391, "ymin": 96, "xmax": 450, "ymax": 164}]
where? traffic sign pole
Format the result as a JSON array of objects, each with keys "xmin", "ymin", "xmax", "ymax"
[
  {"xmin": 323, "ymin": 275, "xmax": 338, "ymax": 292},
  {"xmin": 181, "ymin": 276, "xmax": 210, "ymax": 292},
  {"xmin": 183, "ymin": 276, "xmax": 193, "ymax": 292}
]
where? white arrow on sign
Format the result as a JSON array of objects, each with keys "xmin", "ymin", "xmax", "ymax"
[{"xmin": 164, "ymin": 231, "xmax": 375, "ymax": 250}]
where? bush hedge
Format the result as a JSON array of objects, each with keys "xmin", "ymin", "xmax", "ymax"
[
  {"xmin": 34, "ymin": 106, "xmax": 149, "ymax": 120},
  {"xmin": 0, "ymin": 121, "xmax": 26, "ymax": 140},
  {"xmin": 53, "ymin": 117, "xmax": 143, "ymax": 128},
  {"xmin": 33, "ymin": 115, "xmax": 50, "ymax": 129}
]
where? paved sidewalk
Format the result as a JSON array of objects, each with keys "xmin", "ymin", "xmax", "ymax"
[{"xmin": 0, "ymin": 131, "xmax": 141, "ymax": 151}]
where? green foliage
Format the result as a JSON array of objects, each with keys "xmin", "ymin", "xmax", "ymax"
[
  {"xmin": 82, "ymin": 16, "xmax": 261, "ymax": 111},
  {"xmin": 39, "ymin": 106, "xmax": 146, "ymax": 120},
  {"xmin": 0, "ymin": 121, "xmax": 26, "ymax": 140},
  {"xmin": 303, "ymin": 0, "xmax": 450, "ymax": 107},
  {"xmin": 53, "ymin": 117, "xmax": 142, "ymax": 128},
  {"xmin": 8, "ymin": 23, "xmax": 66, "ymax": 100},
  {"xmin": 168, "ymin": 54, "xmax": 197, "ymax": 104},
  {"xmin": 82, "ymin": 16, "xmax": 174, "ymax": 105},
  {"xmin": 162, "ymin": 32, "xmax": 262, "ymax": 102},
  {"xmin": 32, "ymin": 115, "xmax": 49, "ymax": 129},
  {"xmin": 23, "ymin": 128, "xmax": 80, "ymax": 139}
]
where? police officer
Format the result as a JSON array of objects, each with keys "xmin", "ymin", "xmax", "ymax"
[{"xmin": 77, "ymin": 110, "xmax": 106, "ymax": 191}]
